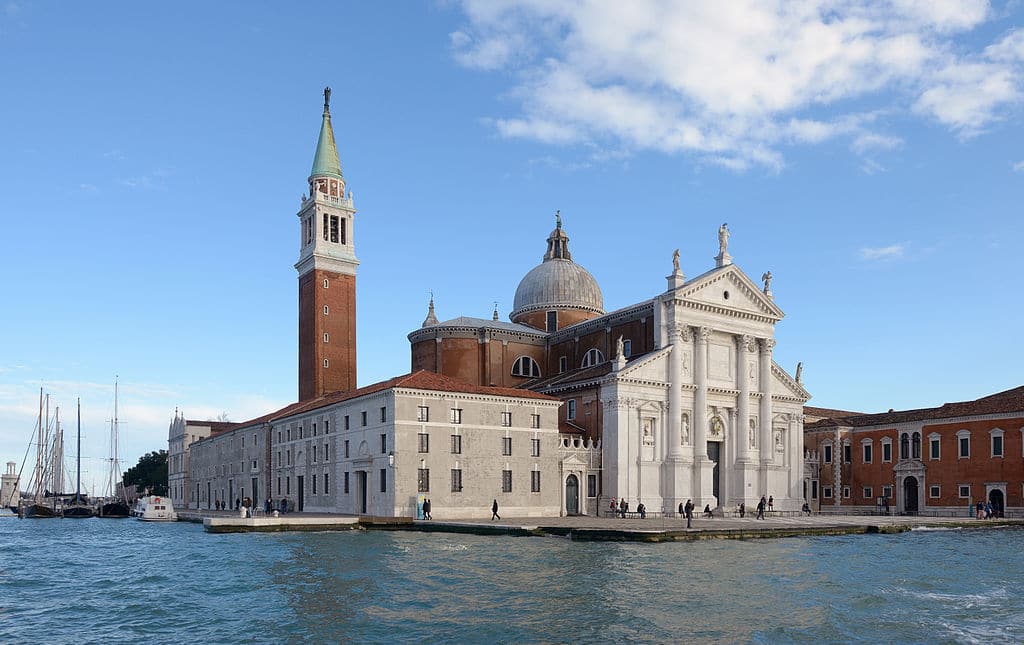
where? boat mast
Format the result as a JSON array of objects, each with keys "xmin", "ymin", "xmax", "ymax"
[
  {"xmin": 34, "ymin": 388, "xmax": 43, "ymax": 503},
  {"xmin": 53, "ymin": 406, "xmax": 63, "ymax": 497},
  {"xmin": 76, "ymin": 398, "xmax": 82, "ymax": 503}
]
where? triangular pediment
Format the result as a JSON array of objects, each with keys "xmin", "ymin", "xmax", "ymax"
[
  {"xmin": 772, "ymin": 362, "xmax": 810, "ymax": 402},
  {"xmin": 613, "ymin": 347, "xmax": 670, "ymax": 382},
  {"xmin": 677, "ymin": 265, "xmax": 783, "ymax": 321}
]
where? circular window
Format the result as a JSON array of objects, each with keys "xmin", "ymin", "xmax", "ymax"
[{"xmin": 723, "ymin": 290, "xmax": 730, "ymax": 300}]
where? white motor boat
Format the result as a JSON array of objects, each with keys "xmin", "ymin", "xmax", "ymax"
[{"xmin": 132, "ymin": 495, "xmax": 177, "ymax": 522}]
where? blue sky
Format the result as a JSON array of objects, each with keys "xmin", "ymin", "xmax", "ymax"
[{"xmin": 1, "ymin": 2, "xmax": 1022, "ymax": 489}]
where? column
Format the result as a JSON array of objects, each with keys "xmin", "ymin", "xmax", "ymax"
[
  {"xmin": 693, "ymin": 326, "xmax": 710, "ymax": 459},
  {"xmin": 758, "ymin": 338, "xmax": 775, "ymax": 464},
  {"xmin": 667, "ymin": 325, "xmax": 684, "ymax": 459},
  {"xmin": 735, "ymin": 335, "xmax": 753, "ymax": 462},
  {"xmin": 789, "ymin": 414, "xmax": 802, "ymax": 504}
]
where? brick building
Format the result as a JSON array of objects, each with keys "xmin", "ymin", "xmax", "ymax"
[{"xmin": 803, "ymin": 387, "xmax": 1024, "ymax": 515}]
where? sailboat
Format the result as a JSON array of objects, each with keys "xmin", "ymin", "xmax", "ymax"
[
  {"xmin": 98, "ymin": 379, "xmax": 130, "ymax": 518},
  {"xmin": 63, "ymin": 398, "xmax": 95, "ymax": 518},
  {"xmin": 19, "ymin": 388, "xmax": 58, "ymax": 519}
]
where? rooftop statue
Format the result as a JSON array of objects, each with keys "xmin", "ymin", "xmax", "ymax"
[
  {"xmin": 718, "ymin": 223, "xmax": 730, "ymax": 255},
  {"xmin": 555, "ymin": 209, "xmax": 562, "ymax": 229},
  {"xmin": 672, "ymin": 248, "xmax": 680, "ymax": 273},
  {"xmin": 761, "ymin": 270, "xmax": 772, "ymax": 293}
]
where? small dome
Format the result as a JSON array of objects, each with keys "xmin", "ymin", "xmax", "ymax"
[{"xmin": 511, "ymin": 217, "xmax": 603, "ymax": 320}]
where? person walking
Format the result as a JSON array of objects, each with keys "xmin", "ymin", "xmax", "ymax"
[
  {"xmin": 768, "ymin": 496, "xmax": 774, "ymax": 512},
  {"xmin": 423, "ymin": 498, "xmax": 432, "ymax": 520},
  {"xmin": 756, "ymin": 496, "xmax": 766, "ymax": 520},
  {"xmin": 491, "ymin": 499, "xmax": 501, "ymax": 521},
  {"xmin": 684, "ymin": 499, "xmax": 693, "ymax": 528},
  {"xmin": 678, "ymin": 501, "xmax": 684, "ymax": 517}
]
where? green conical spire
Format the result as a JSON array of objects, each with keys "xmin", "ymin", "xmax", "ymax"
[{"xmin": 310, "ymin": 87, "xmax": 344, "ymax": 180}]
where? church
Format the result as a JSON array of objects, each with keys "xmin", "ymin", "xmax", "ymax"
[{"xmin": 173, "ymin": 90, "xmax": 809, "ymax": 518}]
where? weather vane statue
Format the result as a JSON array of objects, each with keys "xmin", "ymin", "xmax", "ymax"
[{"xmin": 324, "ymin": 86, "xmax": 331, "ymax": 111}]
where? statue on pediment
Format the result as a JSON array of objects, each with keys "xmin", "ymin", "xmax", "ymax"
[
  {"xmin": 761, "ymin": 271, "xmax": 772, "ymax": 293},
  {"xmin": 672, "ymin": 248, "xmax": 680, "ymax": 273},
  {"xmin": 718, "ymin": 223, "xmax": 730, "ymax": 255}
]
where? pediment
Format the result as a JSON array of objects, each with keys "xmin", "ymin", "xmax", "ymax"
[
  {"xmin": 677, "ymin": 266, "xmax": 783, "ymax": 321},
  {"xmin": 614, "ymin": 347, "xmax": 670, "ymax": 382},
  {"xmin": 772, "ymin": 362, "xmax": 810, "ymax": 402}
]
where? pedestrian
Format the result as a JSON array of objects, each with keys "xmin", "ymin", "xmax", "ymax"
[
  {"xmin": 491, "ymin": 499, "xmax": 500, "ymax": 520},
  {"xmin": 802, "ymin": 501, "xmax": 812, "ymax": 516},
  {"xmin": 756, "ymin": 496, "xmax": 766, "ymax": 520},
  {"xmin": 703, "ymin": 504, "xmax": 713, "ymax": 518},
  {"xmin": 610, "ymin": 498, "xmax": 617, "ymax": 516},
  {"xmin": 265, "ymin": 498, "xmax": 272, "ymax": 514},
  {"xmin": 619, "ymin": 497, "xmax": 626, "ymax": 518},
  {"xmin": 637, "ymin": 502, "xmax": 646, "ymax": 519},
  {"xmin": 684, "ymin": 499, "xmax": 693, "ymax": 528},
  {"xmin": 423, "ymin": 498, "xmax": 432, "ymax": 520},
  {"xmin": 768, "ymin": 496, "xmax": 774, "ymax": 512},
  {"xmin": 976, "ymin": 500, "xmax": 984, "ymax": 520},
  {"xmin": 984, "ymin": 502, "xmax": 992, "ymax": 519},
  {"xmin": 739, "ymin": 502, "xmax": 745, "ymax": 518},
  {"xmin": 678, "ymin": 501, "xmax": 684, "ymax": 517},
  {"xmin": 235, "ymin": 497, "xmax": 240, "ymax": 511}
]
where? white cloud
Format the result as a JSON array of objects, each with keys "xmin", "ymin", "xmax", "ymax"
[
  {"xmin": 860, "ymin": 243, "xmax": 905, "ymax": 260},
  {"xmin": 451, "ymin": 1, "xmax": 1023, "ymax": 169}
]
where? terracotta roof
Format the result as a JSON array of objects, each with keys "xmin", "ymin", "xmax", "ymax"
[
  {"xmin": 522, "ymin": 352, "xmax": 654, "ymax": 392},
  {"xmin": 196, "ymin": 371, "xmax": 559, "ymax": 441},
  {"xmin": 803, "ymin": 406, "xmax": 867, "ymax": 419},
  {"xmin": 805, "ymin": 385, "xmax": 1024, "ymax": 430}
]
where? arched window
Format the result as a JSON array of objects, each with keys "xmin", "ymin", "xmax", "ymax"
[
  {"xmin": 911, "ymin": 432, "xmax": 921, "ymax": 459},
  {"xmin": 511, "ymin": 356, "xmax": 541, "ymax": 378},
  {"xmin": 581, "ymin": 348, "xmax": 605, "ymax": 368},
  {"xmin": 900, "ymin": 433, "xmax": 909, "ymax": 460}
]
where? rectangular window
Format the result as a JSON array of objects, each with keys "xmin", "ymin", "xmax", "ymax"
[
  {"xmin": 380, "ymin": 406, "xmax": 387, "ymax": 423},
  {"xmin": 312, "ymin": 446, "xmax": 317, "ymax": 463},
  {"xmin": 842, "ymin": 486, "xmax": 851, "ymax": 499},
  {"xmin": 844, "ymin": 444, "xmax": 851, "ymax": 463},
  {"xmin": 450, "ymin": 434, "xmax": 461, "ymax": 454},
  {"xmin": 418, "ymin": 433, "xmax": 430, "ymax": 453},
  {"xmin": 882, "ymin": 485, "xmax": 892, "ymax": 499},
  {"xmin": 623, "ymin": 339, "xmax": 632, "ymax": 358},
  {"xmin": 587, "ymin": 474, "xmax": 597, "ymax": 498},
  {"xmin": 546, "ymin": 311, "xmax": 557, "ymax": 332},
  {"xmin": 863, "ymin": 486, "xmax": 872, "ymax": 499},
  {"xmin": 959, "ymin": 436, "xmax": 970, "ymax": 458},
  {"xmin": 450, "ymin": 408, "xmax": 462, "ymax": 424},
  {"xmin": 502, "ymin": 470, "xmax": 512, "ymax": 493},
  {"xmin": 323, "ymin": 213, "xmax": 328, "ymax": 240},
  {"xmin": 287, "ymin": 477, "xmax": 291, "ymax": 495},
  {"xmin": 531, "ymin": 414, "xmax": 541, "ymax": 429},
  {"xmin": 530, "ymin": 470, "xmax": 541, "ymax": 493},
  {"xmin": 287, "ymin": 450, "xmax": 291, "ymax": 465},
  {"xmin": 451, "ymin": 469, "xmax": 463, "ymax": 492},
  {"xmin": 380, "ymin": 469, "xmax": 387, "ymax": 493},
  {"xmin": 361, "ymin": 411, "xmax": 367, "ymax": 426},
  {"xmin": 568, "ymin": 400, "xmax": 576, "ymax": 420},
  {"xmin": 325, "ymin": 420, "xmax": 330, "ymax": 433},
  {"xmin": 277, "ymin": 477, "xmax": 281, "ymax": 495},
  {"xmin": 380, "ymin": 434, "xmax": 387, "ymax": 454},
  {"xmin": 344, "ymin": 440, "xmax": 350, "ymax": 458},
  {"xmin": 501, "ymin": 411, "xmax": 512, "ymax": 427},
  {"xmin": 313, "ymin": 474, "xmax": 317, "ymax": 495},
  {"xmin": 502, "ymin": 437, "xmax": 512, "ymax": 456},
  {"xmin": 823, "ymin": 444, "xmax": 832, "ymax": 464},
  {"xmin": 559, "ymin": 356, "xmax": 567, "ymax": 373},
  {"xmin": 417, "ymin": 468, "xmax": 430, "ymax": 493},
  {"xmin": 882, "ymin": 442, "xmax": 892, "ymax": 462},
  {"xmin": 531, "ymin": 438, "xmax": 540, "ymax": 457},
  {"xmin": 930, "ymin": 438, "xmax": 940, "ymax": 460},
  {"xmin": 324, "ymin": 473, "xmax": 329, "ymax": 495},
  {"xmin": 344, "ymin": 415, "xmax": 350, "ymax": 430},
  {"xmin": 862, "ymin": 443, "xmax": 872, "ymax": 464},
  {"xmin": 329, "ymin": 215, "xmax": 340, "ymax": 243},
  {"xmin": 344, "ymin": 472, "xmax": 350, "ymax": 494},
  {"xmin": 417, "ymin": 406, "xmax": 429, "ymax": 422},
  {"xmin": 929, "ymin": 485, "xmax": 940, "ymax": 498},
  {"xmin": 313, "ymin": 422, "xmax": 317, "ymax": 436},
  {"xmin": 823, "ymin": 486, "xmax": 833, "ymax": 499},
  {"xmin": 323, "ymin": 444, "xmax": 329, "ymax": 461},
  {"xmin": 993, "ymin": 435, "xmax": 1004, "ymax": 457},
  {"xmin": 958, "ymin": 485, "xmax": 970, "ymax": 498}
]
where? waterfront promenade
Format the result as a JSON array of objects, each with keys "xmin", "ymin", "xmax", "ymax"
[{"xmin": 179, "ymin": 508, "xmax": 1023, "ymax": 540}]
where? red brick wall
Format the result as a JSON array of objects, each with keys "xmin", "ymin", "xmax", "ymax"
[
  {"xmin": 299, "ymin": 269, "xmax": 356, "ymax": 401},
  {"xmin": 514, "ymin": 308, "xmax": 598, "ymax": 331}
]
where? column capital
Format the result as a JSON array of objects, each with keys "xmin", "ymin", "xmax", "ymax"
[
  {"xmin": 759, "ymin": 337, "xmax": 776, "ymax": 353},
  {"xmin": 694, "ymin": 326, "xmax": 712, "ymax": 343},
  {"xmin": 667, "ymin": 323, "xmax": 690, "ymax": 341},
  {"xmin": 736, "ymin": 334, "xmax": 757, "ymax": 352}
]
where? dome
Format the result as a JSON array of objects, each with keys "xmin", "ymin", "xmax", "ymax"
[{"xmin": 511, "ymin": 217, "xmax": 604, "ymax": 320}]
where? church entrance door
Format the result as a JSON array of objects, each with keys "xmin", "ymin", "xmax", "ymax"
[
  {"xmin": 565, "ymin": 475, "xmax": 579, "ymax": 515},
  {"xmin": 707, "ymin": 442, "xmax": 720, "ymax": 502},
  {"xmin": 903, "ymin": 476, "xmax": 919, "ymax": 514},
  {"xmin": 989, "ymin": 489, "xmax": 1004, "ymax": 516}
]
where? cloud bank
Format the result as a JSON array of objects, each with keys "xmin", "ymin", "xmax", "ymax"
[{"xmin": 451, "ymin": 1, "xmax": 1024, "ymax": 169}]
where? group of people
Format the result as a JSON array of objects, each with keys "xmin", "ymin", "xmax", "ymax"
[
  {"xmin": 976, "ymin": 500, "xmax": 1002, "ymax": 519},
  {"xmin": 421, "ymin": 498, "xmax": 432, "ymax": 520},
  {"xmin": 609, "ymin": 498, "xmax": 648, "ymax": 518}
]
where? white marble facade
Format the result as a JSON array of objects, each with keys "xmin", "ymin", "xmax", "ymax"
[{"xmin": 601, "ymin": 258, "xmax": 809, "ymax": 513}]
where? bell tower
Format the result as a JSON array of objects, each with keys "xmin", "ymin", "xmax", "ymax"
[{"xmin": 296, "ymin": 87, "xmax": 359, "ymax": 401}]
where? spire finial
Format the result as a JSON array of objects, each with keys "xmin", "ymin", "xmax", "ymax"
[
  {"xmin": 422, "ymin": 291, "xmax": 438, "ymax": 328},
  {"xmin": 324, "ymin": 86, "xmax": 332, "ymax": 114},
  {"xmin": 492, "ymin": 301, "xmax": 499, "ymax": 321}
]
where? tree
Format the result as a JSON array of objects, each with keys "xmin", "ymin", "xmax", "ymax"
[{"xmin": 123, "ymin": 450, "xmax": 168, "ymax": 496}]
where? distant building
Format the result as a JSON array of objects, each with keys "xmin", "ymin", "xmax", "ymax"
[
  {"xmin": 176, "ymin": 89, "xmax": 809, "ymax": 517},
  {"xmin": 167, "ymin": 414, "xmax": 234, "ymax": 510},
  {"xmin": 2, "ymin": 461, "xmax": 20, "ymax": 509},
  {"xmin": 803, "ymin": 387, "xmax": 1024, "ymax": 515}
]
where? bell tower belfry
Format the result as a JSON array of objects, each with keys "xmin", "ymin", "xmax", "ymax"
[{"xmin": 296, "ymin": 87, "xmax": 359, "ymax": 401}]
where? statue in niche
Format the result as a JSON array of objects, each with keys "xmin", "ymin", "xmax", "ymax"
[
  {"xmin": 749, "ymin": 362, "xmax": 756, "ymax": 380},
  {"xmin": 775, "ymin": 429, "xmax": 785, "ymax": 452},
  {"xmin": 718, "ymin": 223, "xmax": 730, "ymax": 255},
  {"xmin": 749, "ymin": 419, "xmax": 756, "ymax": 448},
  {"xmin": 672, "ymin": 248, "xmax": 680, "ymax": 272},
  {"xmin": 642, "ymin": 418, "xmax": 655, "ymax": 445},
  {"xmin": 709, "ymin": 416, "xmax": 724, "ymax": 438},
  {"xmin": 682, "ymin": 353, "xmax": 690, "ymax": 375},
  {"xmin": 681, "ymin": 413, "xmax": 690, "ymax": 444}
]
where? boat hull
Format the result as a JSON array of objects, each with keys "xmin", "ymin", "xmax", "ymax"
[
  {"xmin": 62, "ymin": 505, "xmax": 96, "ymax": 518},
  {"xmin": 20, "ymin": 503, "xmax": 58, "ymax": 518},
  {"xmin": 98, "ymin": 502, "xmax": 130, "ymax": 518}
]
